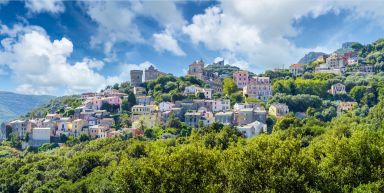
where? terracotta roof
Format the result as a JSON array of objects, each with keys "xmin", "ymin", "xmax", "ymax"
[{"xmin": 290, "ymin": 63, "xmax": 302, "ymax": 68}]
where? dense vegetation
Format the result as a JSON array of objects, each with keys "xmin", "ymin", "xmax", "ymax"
[
  {"xmin": 204, "ymin": 63, "xmax": 241, "ymax": 77},
  {"xmin": 2, "ymin": 102, "xmax": 384, "ymax": 192},
  {"xmin": 142, "ymin": 75, "xmax": 207, "ymax": 103},
  {"xmin": 26, "ymin": 96, "xmax": 82, "ymax": 118}
]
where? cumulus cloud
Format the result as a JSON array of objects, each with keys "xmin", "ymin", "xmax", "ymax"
[
  {"xmin": 182, "ymin": 0, "xmax": 384, "ymax": 72},
  {"xmin": 0, "ymin": 23, "xmax": 162, "ymax": 95},
  {"xmin": 153, "ymin": 31, "xmax": 185, "ymax": 56},
  {"xmin": 82, "ymin": 1, "xmax": 186, "ymax": 56},
  {"xmin": 25, "ymin": 0, "xmax": 65, "ymax": 14},
  {"xmin": 84, "ymin": 1, "xmax": 143, "ymax": 55},
  {"xmin": 0, "ymin": 24, "xmax": 152, "ymax": 95}
]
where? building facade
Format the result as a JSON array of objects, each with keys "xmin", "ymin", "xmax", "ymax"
[
  {"xmin": 243, "ymin": 77, "xmax": 272, "ymax": 101},
  {"xmin": 145, "ymin": 65, "xmax": 166, "ymax": 82},
  {"xmin": 130, "ymin": 70, "xmax": 143, "ymax": 86},
  {"xmin": 188, "ymin": 59, "xmax": 205, "ymax": 79},
  {"xmin": 233, "ymin": 70, "xmax": 249, "ymax": 88}
]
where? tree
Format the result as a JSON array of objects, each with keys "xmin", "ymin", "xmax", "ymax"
[
  {"xmin": 197, "ymin": 92, "xmax": 205, "ymax": 99},
  {"xmin": 79, "ymin": 133, "xmax": 91, "ymax": 142},
  {"xmin": 223, "ymin": 78, "xmax": 238, "ymax": 96},
  {"xmin": 350, "ymin": 86, "xmax": 367, "ymax": 103}
]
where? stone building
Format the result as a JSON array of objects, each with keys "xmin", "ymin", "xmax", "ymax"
[
  {"xmin": 268, "ymin": 103, "xmax": 289, "ymax": 117},
  {"xmin": 145, "ymin": 65, "xmax": 166, "ymax": 82},
  {"xmin": 130, "ymin": 70, "xmax": 143, "ymax": 86},
  {"xmin": 188, "ymin": 59, "xmax": 205, "ymax": 79}
]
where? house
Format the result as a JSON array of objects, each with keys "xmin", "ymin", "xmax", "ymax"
[
  {"xmin": 347, "ymin": 57, "xmax": 358, "ymax": 65},
  {"xmin": 195, "ymin": 88, "xmax": 213, "ymax": 99},
  {"xmin": 233, "ymin": 70, "xmax": 249, "ymax": 88},
  {"xmin": 329, "ymin": 83, "xmax": 346, "ymax": 95},
  {"xmin": 268, "ymin": 103, "xmax": 289, "ymax": 117},
  {"xmin": 201, "ymin": 111, "xmax": 215, "ymax": 126},
  {"xmin": 159, "ymin": 102, "xmax": 175, "ymax": 112},
  {"xmin": 237, "ymin": 108, "xmax": 255, "ymax": 125},
  {"xmin": 100, "ymin": 118, "xmax": 115, "ymax": 127},
  {"xmin": 185, "ymin": 112, "xmax": 203, "ymax": 127},
  {"xmin": 131, "ymin": 105, "xmax": 157, "ymax": 115},
  {"xmin": 56, "ymin": 117, "xmax": 72, "ymax": 135},
  {"xmin": 237, "ymin": 121, "xmax": 267, "ymax": 138},
  {"xmin": 212, "ymin": 99, "xmax": 231, "ymax": 112},
  {"xmin": 253, "ymin": 107, "xmax": 267, "ymax": 123},
  {"xmin": 90, "ymin": 96, "xmax": 122, "ymax": 110},
  {"xmin": 133, "ymin": 86, "xmax": 146, "ymax": 96},
  {"xmin": 89, "ymin": 125, "xmax": 110, "ymax": 138},
  {"xmin": 215, "ymin": 112, "xmax": 234, "ymax": 125},
  {"xmin": 289, "ymin": 64, "xmax": 304, "ymax": 76},
  {"xmin": 46, "ymin": 113, "xmax": 61, "ymax": 120},
  {"xmin": 184, "ymin": 85, "xmax": 202, "ymax": 95},
  {"xmin": 81, "ymin": 92, "xmax": 96, "ymax": 100},
  {"xmin": 314, "ymin": 53, "xmax": 346, "ymax": 75},
  {"xmin": 233, "ymin": 102, "xmax": 261, "ymax": 112},
  {"xmin": 337, "ymin": 102, "xmax": 357, "ymax": 115},
  {"xmin": 71, "ymin": 119, "xmax": 85, "ymax": 136},
  {"xmin": 30, "ymin": 127, "xmax": 51, "ymax": 147},
  {"xmin": 243, "ymin": 77, "xmax": 272, "ymax": 101},
  {"xmin": 8, "ymin": 120, "xmax": 28, "ymax": 139},
  {"xmin": 136, "ymin": 96, "xmax": 153, "ymax": 105},
  {"xmin": 122, "ymin": 128, "xmax": 144, "ymax": 137}
]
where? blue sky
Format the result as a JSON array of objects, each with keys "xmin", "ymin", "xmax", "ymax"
[{"xmin": 0, "ymin": 0, "xmax": 383, "ymax": 96}]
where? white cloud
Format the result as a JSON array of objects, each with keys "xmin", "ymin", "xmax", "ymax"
[
  {"xmin": 132, "ymin": 0, "xmax": 185, "ymax": 29},
  {"xmin": 0, "ymin": 24, "xmax": 161, "ymax": 95},
  {"xmin": 182, "ymin": 0, "xmax": 384, "ymax": 72},
  {"xmin": 0, "ymin": 25, "xmax": 114, "ymax": 95},
  {"xmin": 153, "ymin": 31, "xmax": 185, "ymax": 56},
  {"xmin": 84, "ymin": 1, "xmax": 143, "ymax": 55},
  {"xmin": 79, "ymin": 57, "xmax": 105, "ymax": 71},
  {"xmin": 25, "ymin": 0, "xmax": 65, "ymax": 14},
  {"xmin": 82, "ymin": 1, "xmax": 186, "ymax": 56}
]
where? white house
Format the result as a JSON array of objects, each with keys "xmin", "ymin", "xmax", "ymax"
[
  {"xmin": 212, "ymin": 99, "xmax": 231, "ymax": 112},
  {"xmin": 237, "ymin": 121, "xmax": 267, "ymax": 138},
  {"xmin": 184, "ymin": 85, "xmax": 201, "ymax": 95},
  {"xmin": 159, "ymin": 102, "xmax": 175, "ymax": 112},
  {"xmin": 30, "ymin": 127, "xmax": 51, "ymax": 147},
  {"xmin": 329, "ymin": 83, "xmax": 346, "ymax": 95},
  {"xmin": 215, "ymin": 112, "xmax": 234, "ymax": 125}
]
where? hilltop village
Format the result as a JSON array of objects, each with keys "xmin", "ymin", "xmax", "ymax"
[{"xmin": 1, "ymin": 40, "xmax": 383, "ymax": 148}]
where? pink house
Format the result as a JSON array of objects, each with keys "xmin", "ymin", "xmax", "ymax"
[
  {"xmin": 233, "ymin": 70, "xmax": 249, "ymax": 88},
  {"xmin": 92, "ymin": 96, "xmax": 122, "ymax": 110},
  {"xmin": 243, "ymin": 77, "xmax": 272, "ymax": 101}
]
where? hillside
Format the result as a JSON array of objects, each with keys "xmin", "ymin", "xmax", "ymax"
[
  {"xmin": 359, "ymin": 38, "xmax": 384, "ymax": 65},
  {"xmin": 297, "ymin": 51, "xmax": 326, "ymax": 64},
  {"xmin": 204, "ymin": 63, "xmax": 241, "ymax": 77},
  {"xmin": 2, "ymin": 104, "xmax": 384, "ymax": 192},
  {"xmin": 0, "ymin": 91, "xmax": 55, "ymax": 123}
]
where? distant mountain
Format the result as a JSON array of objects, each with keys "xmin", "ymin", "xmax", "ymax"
[
  {"xmin": 297, "ymin": 52, "xmax": 326, "ymax": 64},
  {"xmin": 0, "ymin": 91, "xmax": 55, "ymax": 123}
]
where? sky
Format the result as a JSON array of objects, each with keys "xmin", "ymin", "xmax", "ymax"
[{"xmin": 0, "ymin": 0, "xmax": 384, "ymax": 96}]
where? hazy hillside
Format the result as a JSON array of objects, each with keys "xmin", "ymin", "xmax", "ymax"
[
  {"xmin": 0, "ymin": 91, "xmax": 55, "ymax": 123},
  {"xmin": 297, "ymin": 51, "xmax": 326, "ymax": 64}
]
